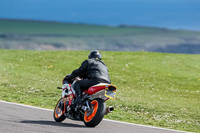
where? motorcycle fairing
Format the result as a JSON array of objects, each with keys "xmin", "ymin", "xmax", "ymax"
[
  {"xmin": 62, "ymin": 83, "xmax": 76, "ymax": 106},
  {"xmin": 88, "ymin": 83, "xmax": 117, "ymax": 100}
]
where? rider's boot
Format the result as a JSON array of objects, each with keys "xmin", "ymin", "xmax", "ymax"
[
  {"xmin": 74, "ymin": 89, "xmax": 82, "ymax": 106},
  {"xmin": 70, "ymin": 89, "xmax": 82, "ymax": 114},
  {"xmin": 69, "ymin": 89, "xmax": 82, "ymax": 120}
]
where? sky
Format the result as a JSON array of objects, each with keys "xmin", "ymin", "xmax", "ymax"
[{"xmin": 0, "ymin": 0, "xmax": 200, "ymax": 31}]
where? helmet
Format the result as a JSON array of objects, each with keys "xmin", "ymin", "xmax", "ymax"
[{"xmin": 88, "ymin": 50, "xmax": 102, "ymax": 60}]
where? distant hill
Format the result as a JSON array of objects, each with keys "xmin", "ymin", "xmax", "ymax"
[{"xmin": 0, "ymin": 19, "xmax": 200, "ymax": 54}]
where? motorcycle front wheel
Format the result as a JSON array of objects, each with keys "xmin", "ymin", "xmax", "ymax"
[
  {"xmin": 83, "ymin": 98, "xmax": 106, "ymax": 127},
  {"xmin": 53, "ymin": 98, "xmax": 66, "ymax": 122}
]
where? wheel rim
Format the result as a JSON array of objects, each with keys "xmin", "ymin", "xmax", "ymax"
[
  {"xmin": 84, "ymin": 100, "xmax": 98, "ymax": 122},
  {"xmin": 54, "ymin": 99, "xmax": 64, "ymax": 118}
]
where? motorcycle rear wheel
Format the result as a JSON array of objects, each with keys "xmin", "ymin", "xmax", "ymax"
[
  {"xmin": 53, "ymin": 98, "xmax": 66, "ymax": 122},
  {"xmin": 83, "ymin": 98, "xmax": 106, "ymax": 127}
]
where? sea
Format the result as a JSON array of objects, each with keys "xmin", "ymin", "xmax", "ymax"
[{"xmin": 0, "ymin": 0, "xmax": 200, "ymax": 31}]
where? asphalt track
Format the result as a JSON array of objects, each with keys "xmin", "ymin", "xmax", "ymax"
[{"xmin": 0, "ymin": 100, "xmax": 190, "ymax": 133}]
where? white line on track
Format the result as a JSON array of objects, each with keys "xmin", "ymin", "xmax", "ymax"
[{"xmin": 0, "ymin": 100, "xmax": 190, "ymax": 133}]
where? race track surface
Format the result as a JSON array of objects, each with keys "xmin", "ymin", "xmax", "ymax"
[{"xmin": 0, "ymin": 100, "xmax": 189, "ymax": 133}]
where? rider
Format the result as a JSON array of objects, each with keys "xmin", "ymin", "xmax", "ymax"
[{"xmin": 63, "ymin": 50, "xmax": 111, "ymax": 106}]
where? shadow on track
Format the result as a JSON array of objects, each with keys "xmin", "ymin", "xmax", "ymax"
[{"xmin": 20, "ymin": 120, "xmax": 86, "ymax": 128}]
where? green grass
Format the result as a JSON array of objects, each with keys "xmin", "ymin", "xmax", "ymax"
[
  {"xmin": 0, "ymin": 19, "xmax": 159, "ymax": 35},
  {"xmin": 0, "ymin": 49, "xmax": 200, "ymax": 132}
]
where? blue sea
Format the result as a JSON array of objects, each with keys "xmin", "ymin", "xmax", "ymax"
[{"xmin": 0, "ymin": 0, "xmax": 200, "ymax": 31}]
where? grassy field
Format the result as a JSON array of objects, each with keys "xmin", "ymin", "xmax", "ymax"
[
  {"xmin": 1, "ymin": 19, "xmax": 200, "ymax": 53},
  {"xmin": 0, "ymin": 19, "xmax": 164, "ymax": 35},
  {"xmin": 0, "ymin": 49, "xmax": 199, "ymax": 132}
]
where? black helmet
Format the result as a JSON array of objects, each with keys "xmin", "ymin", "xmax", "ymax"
[{"xmin": 88, "ymin": 50, "xmax": 102, "ymax": 60}]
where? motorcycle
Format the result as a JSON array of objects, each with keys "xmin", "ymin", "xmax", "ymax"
[{"xmin": 53, "ymin": 77, "xmax": 117, "ymax": 127}]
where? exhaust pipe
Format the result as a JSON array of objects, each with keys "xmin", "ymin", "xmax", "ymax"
[{"xmin": 105, "ymin": 106, "xmax": 114, "ymax": 115}]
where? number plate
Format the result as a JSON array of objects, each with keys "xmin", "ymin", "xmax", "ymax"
[{"xmin": 105, "ymin": 88, "xmax": 116, "ymax": 100}]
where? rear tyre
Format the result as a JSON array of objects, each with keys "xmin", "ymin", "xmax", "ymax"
[
  {"xmin": 53, "ymin": 98, "xmax": 66, "ymax": 122},
  {"xmin": 83, "ymin": 98, "xmax": 106, "ymax": 127}
]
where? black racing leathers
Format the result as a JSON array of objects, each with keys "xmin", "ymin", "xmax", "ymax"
[
  {"xmin": 68, "ymin": 58, "xmax": 110, "ymax": 106},
  {"xmin": 71, "ymin": 59, "xmax": 111, "ymax": 84}
]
